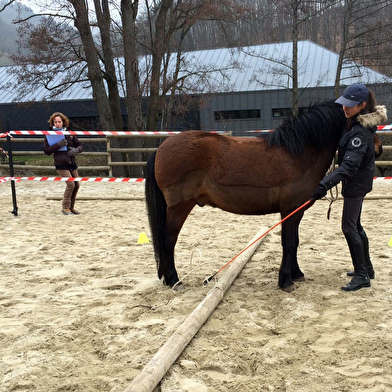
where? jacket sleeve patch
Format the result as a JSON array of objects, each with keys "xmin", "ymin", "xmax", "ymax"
[{"xmin": 351, "ymin": 137, "xmax": 362, "ymax": 148}]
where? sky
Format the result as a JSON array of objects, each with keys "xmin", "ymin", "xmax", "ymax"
[
  {"xmin": 16, "ymin": 1, "xmax": 96, "ymax": 13},
  {"xmin": 17, "ymin": 1, "xmax": 48, "ymax": 13}
]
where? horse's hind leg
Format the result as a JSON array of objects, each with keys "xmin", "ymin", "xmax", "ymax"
[
  {"xmin": 278, "ymin": 210, "xmax": 305, "ymax": 292},
  {"xmin": 162, "ymin": 200, "xmax": 195, "ymax": 289}
]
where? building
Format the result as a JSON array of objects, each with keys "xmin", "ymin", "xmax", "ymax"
[{"xmin": 0, "ymin": 40, "xmax": 391, "ymax": 136}]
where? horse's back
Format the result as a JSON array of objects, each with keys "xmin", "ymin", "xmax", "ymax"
[
  {"xmin": 154, "ymin": 131, "xmax": 239, "ymax": 187},
  {"xmin": 154, "ymin": 130, "xmax": 314, "ymax": 190}
]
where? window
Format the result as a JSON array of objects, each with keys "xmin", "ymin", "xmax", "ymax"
[
  {"xmin": 272, "ymin": 108, "xmax": 293, "ymax": 118},
  {"xmin": 214, "ymin": 109, "xmax": 261, "ymax": 121},
  {"xmin": 272, "ymin": 107, "xmax": 306, "ymax": 118}
]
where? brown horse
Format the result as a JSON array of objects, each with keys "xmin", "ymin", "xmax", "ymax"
[
  {"xmin": 145, "ymin": 101, "xmax": 348, "ymax": 292},
  {"xmin": 374, "ymin": 133, "xmax": 383, "ymax": 158}
]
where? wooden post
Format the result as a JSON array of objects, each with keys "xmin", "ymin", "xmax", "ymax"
[
  {"xmin": 107, "ymin": 136, "xmax": 112, "ymax": 177},
  {"xmin": 7, "ymin": 132, "xmax": 18, "ymax": 216},
  {"xmin": 123, "ymin": 227, "xmax": 268, "ymax": 392}
]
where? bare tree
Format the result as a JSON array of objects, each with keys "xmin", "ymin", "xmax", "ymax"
[
  {"xmin": 333, "ymin": 0, "xmax": 392, "ymax": 97},
  {"xmin": 120, "ymin": 0, "xmax": 143, "ymax": 131},
  {"xmin": 10, "ymin": 0, "xmax": 249, "ymax": 174},
  {"xmin": 0, "ymin": 0, "xmax": 16, "ymax": 12},
  {"xmin": 11, "ymin": 0, "xmax": 392, "ymax": 143},
  {"xmin": 142, "ymin": 0, "xmax": 248, "ymax": 130},
  {"xmin": 11, "ymin": 1, "xmax": 248, "ymax": 129},
  {"xmin": 247, "ymin": 0, "xmax": 341, "ymax": 114}
]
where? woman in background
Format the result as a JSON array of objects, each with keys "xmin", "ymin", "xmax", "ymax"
[{"xmin": 44, "ymin": 112, "xmax": 83, "ymax": 215}]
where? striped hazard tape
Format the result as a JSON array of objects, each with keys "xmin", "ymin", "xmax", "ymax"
[
  {"xmin": 1, "ymin": 176, "xmax": 392, "ymax": 184},
  {"xmin": 2, "ymin": 128, "xmax": 391, "ymax": 136},
  {"xmin": 248, "ymin": 127, "xmax": 392, "ymax": 133},
  {"xmin": 4, "ymin": 130, "xmax": 231, "ymax": 137},
  {"xmin": 0, "ymin": 147, "xmax": 8, "ymax": 158},
  {"xmin": 373, "ymin": 177, "xmax": 392, "ymax": 181},
  {"xmin": 9, "ymin": 130, "xmax": 182, "ymax": 136},
  {"xmin": 0, "ymin": 176, "xmax": 146, "ymax": 183}
]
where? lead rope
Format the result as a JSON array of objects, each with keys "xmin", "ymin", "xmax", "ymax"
[
  {"xmin": 171, "ymin": 247, "xmax": 204, "ymax": 291},
  {"xmin": 324, "ymin": 158, "xmax": 339, "ymax": 220},
  {"xmin": 203, "ymin": 200, "xmax": 312, "ymax": 285}
]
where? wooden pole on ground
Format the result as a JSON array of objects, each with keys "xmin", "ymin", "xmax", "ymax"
[{"xmin": 123, "ymin": 227, "xmax": 268, "ymax": 392}]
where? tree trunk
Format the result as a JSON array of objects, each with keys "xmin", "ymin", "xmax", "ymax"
[
  {"xmin": 334, "ymin": 0, "xmax": 353, "ymax": 98},
  {"xmin": 70, "ymin": 0, "xmax": 115, "ymax": 131},
  {"xmin": 94, "ymin": 0, "xmax": 123, "ymax": 131},
  {"xmin": 93, "ymin": 0, "xmax": 130, "ymax": 176},
  {"xmin": 146, "ymin": 0, "xmax": 174, "ymax": 131},
  {"xmin": 291, "ymin": 0, "xmax": 299, "ymax": 116},
  {"xmin": 120, "ymin": 0, "xmax": 145, "ymax": 177},
  {"xmin": 121, "ymin": 0, "xmax": 143, "ymax": 131}
]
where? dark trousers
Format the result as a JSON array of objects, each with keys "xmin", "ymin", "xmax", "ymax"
[
  {"xmin": 341, "ymin": 195, "xmax": 374, "ymax": 277},
  {"xmin": 341, "ymin": 196, "xmax": 364, "ymax": 234}
]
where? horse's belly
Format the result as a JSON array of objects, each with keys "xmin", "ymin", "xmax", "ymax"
[
  {"xmin": 196, "ymin": 184, "xmax": 280, "ymax": 214},
  {"xmin": 164, "ymin": 172, "xmax": 279, "ymax": 214}
]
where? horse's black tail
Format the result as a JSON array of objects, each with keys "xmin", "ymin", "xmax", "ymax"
[{"xmin": 145, "ymin": 151, "xmax": 167, "ymax": 280}]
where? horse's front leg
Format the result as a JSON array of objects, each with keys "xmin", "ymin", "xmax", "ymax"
[
  {"xmin": 278, "ymin": 210, "xmax": 305, "ymax": 292},
  {"xmin": 163, "ymin": 200, "xmax": 195, "ymax": 290}
]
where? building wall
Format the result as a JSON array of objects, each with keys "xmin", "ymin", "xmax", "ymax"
[
  {"xmin": 0, "ymin": 100, "xmax": 100, "ymax": 133},
  {"xmin": 200, "ymin": 85, "xmax": 392, "ymax": 136},
  {"xmin": 1, "ymin": 84, "xmax": 391, "ymax": 139}
]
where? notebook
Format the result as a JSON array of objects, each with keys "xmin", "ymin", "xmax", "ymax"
[{"xmin": 47, "ymin": 134, "xmax": 67, "ymax": 151}]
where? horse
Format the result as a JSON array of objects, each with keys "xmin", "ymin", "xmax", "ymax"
[
  {"xmin": 145, "ymin": 100, "xmax": 348, "ymax": 292},
  {"xmin": 374, "ymin": 133, "xmax": 383, "ymax": 158}
]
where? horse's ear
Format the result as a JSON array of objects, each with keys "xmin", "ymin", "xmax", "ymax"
[{"xmin": 374, "ymin": 133, "xmax": 383, "ymax": 158}]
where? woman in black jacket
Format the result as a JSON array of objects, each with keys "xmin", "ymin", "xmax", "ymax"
[
  {"xmin": 44, "ymin": 112, "xmax": 83, "ymax": 215},
  {"xmin": 311, "ymin": 83, "xmax": 387, "ymax": 291}
]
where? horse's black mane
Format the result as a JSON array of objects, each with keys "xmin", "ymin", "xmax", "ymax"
[{"xmin": 264, "ymin": 100, "xmax": 346, "ymax": 155}]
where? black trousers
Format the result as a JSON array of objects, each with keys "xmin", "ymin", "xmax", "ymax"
[{"xmin": 341, "ymin": 195, "xmax": 364, "ymax": 234}]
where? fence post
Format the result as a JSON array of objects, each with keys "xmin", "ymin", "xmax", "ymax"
[
  {"xmin": 7, "ymin": 131, "xmax": 18, "ymax": 216},
  {"xmin": 107, "ymin": 136, "xmax": 113, "ymax": 177}
]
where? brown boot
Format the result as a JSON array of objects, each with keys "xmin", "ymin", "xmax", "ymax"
[{"xmin": 70, "ymin": 199, "xmax": 80, "ymax": 215}]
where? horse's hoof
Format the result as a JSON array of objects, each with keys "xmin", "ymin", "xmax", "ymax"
[
  {"xmin": 282, "ymin": 284, "xmax": 295, "ymax": 293},
  {"xmin": 171, "ymin": 281, "xmax": 185, "ymax": 292},
  {"xmin": 293, "ymin": 276, "xmax": 306, "ymax": 282}
]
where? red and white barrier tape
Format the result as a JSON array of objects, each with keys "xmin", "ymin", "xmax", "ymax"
[
  {"xmin": 5, "ymin": 130, "xmax": 229, "ymax": 136},
  {"xmin": 9, "ymin": 130, "xmax": 181, "ymax": 136},
  {"xmin": 1, "ymin": 176, "xmax": 392, "ymax": 184},
  {"xmin": 2, "ymin": 129, "xmax": 391, "ymax": 137},
  {"xmin": 0, "ymin": 147, "xmax": 8, "ymax": 158},
  {"xmin": 0, "ymin": 176, "xmax": 145, "ymax": 183},
  {"xmin": 249, "ymin": 127, "xmax": 392, "ymax": 133}
]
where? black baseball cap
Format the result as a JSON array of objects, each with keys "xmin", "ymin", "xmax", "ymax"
[{"xmin": 335, "ymin": 83, "xmax": 369, "ymax": 107}]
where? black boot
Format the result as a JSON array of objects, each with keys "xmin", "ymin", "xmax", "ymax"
[
  {"xmin": 341, "ymin": 231, "xmax": 371, "ymax": 292},
  {"xmin": 346, "ymin": 229, "xmax": 375, "ymax": 279},
  {"xmin": 359, "ymin": 229, "xmax": 375, "ymax": 278}
]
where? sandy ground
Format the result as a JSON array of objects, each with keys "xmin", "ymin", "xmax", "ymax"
[{"xmin": 1, "ymin": 179, "xmax": 392, "ymax": 392}]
